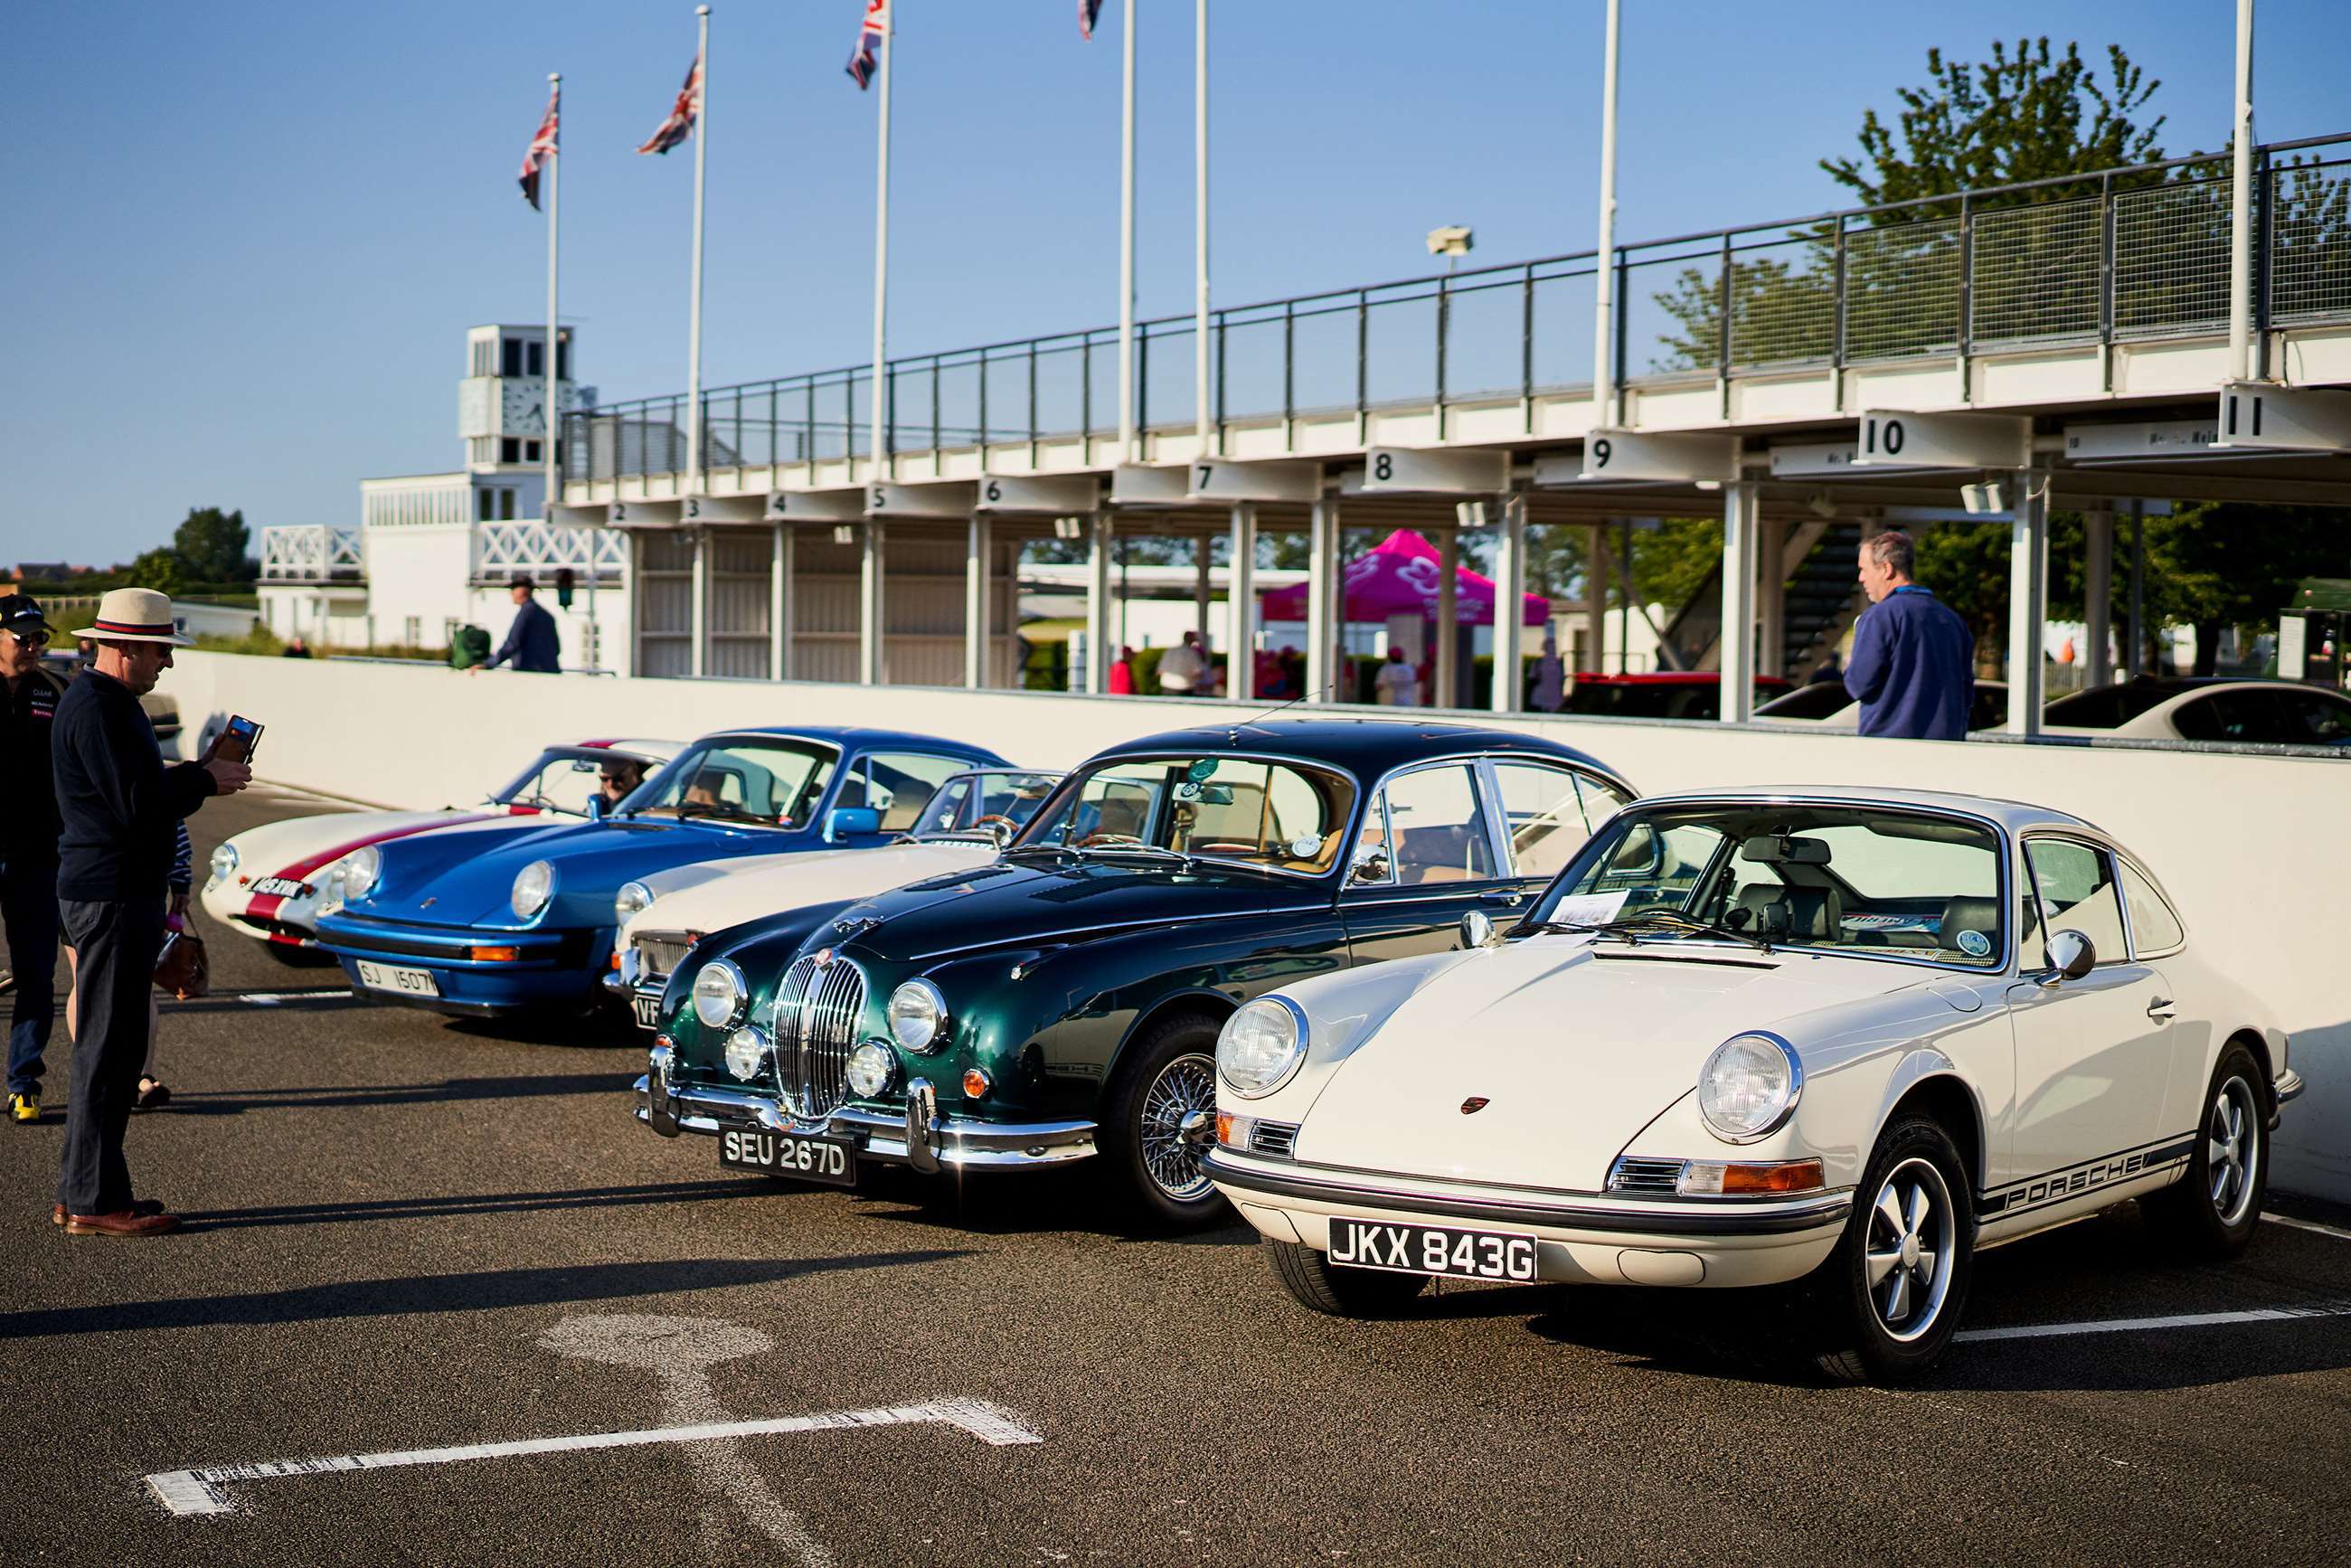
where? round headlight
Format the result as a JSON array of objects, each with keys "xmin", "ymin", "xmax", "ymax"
[
  {"xmin": 846, "ymin": 1041, "xmax": 896, "ymax": 1098},
  {"xmin": 722, "ymin": 1025, "xmax": 771, "ymax": 1083},
  {"xmin": 511, "ymin": 859, "xmax": 555, "ymax": 921},
  {"xmin": 341, "ymin": 845, "xmax": 382, "ymax": 902},
  {"xmin": 1219, "ymin": 996, "xmax": 1308, "ymax": 1100},
  {"xmin": 1696, "ymin": 1033, "xmax": 1804, "ymax": 1144},
  {"xmin": 887, "ymin": 979, "xmax": 948, "ymax": 1053},
  {"xmin": 693, "ymin": 960, "xmax": 748, "ymax": 1030},
  {"xmin": 206, "ymin": 843, "xmax": 239, "ymax": 890},
  {"xmin": 614, "ymin": 880, "xmax": 655, "ymax": 923}
]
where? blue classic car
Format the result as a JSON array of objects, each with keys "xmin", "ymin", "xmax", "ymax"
[{"xmin": 316, "ymin": 726, "xmax": 1008, "ymax": 1016}]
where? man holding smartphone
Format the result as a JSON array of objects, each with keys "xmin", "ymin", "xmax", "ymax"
[
  {"xmin": 51, "ymin": 588, "xmax": 249, "ymax": 1237},
  {"xmin": 0, "ymin": 595, "xmax": 69, "ymax": 1125}
]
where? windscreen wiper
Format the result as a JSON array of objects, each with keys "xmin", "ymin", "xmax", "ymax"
[{"xmin": 1594, "ymin": 910, "xmax": 1774, "ymax": 953}]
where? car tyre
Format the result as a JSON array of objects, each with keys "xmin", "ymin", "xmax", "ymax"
[
  {"xmin": 2141, "ymin": 1042, "xmax": 2267, "ymax": 1261},
  {"xmin": 1100, "ymin": 1013, "xmax": 1227, "ymax": 1231},
  {"xmin": 1808, "ymin": 1115, "xmax": 1974, "ymax": 1385},
  {"xmin": 1264, "ymin": 1238, "xmax": 1430, "ymax": 1318}
]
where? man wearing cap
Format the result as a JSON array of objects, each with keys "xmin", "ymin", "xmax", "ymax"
[
  {"xmin": 0, "ymin": 596, "xmax": 70, "ymax": 1124},
  {"xmin": 476, "ymin": 575, "xmax": 561, "ymax": 675},
  {"xmin": 51, "ymin": 588, "xmax": 250, "ymax": 1236}
]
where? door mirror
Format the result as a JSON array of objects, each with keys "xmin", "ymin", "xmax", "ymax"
[
  {"xmin": 585, "ymin": 795, "xmax": 609, "ymax": 822},
  {"xmin": 1349, "ymin": 845, "xmax": 1391, "ymax": 885},
  {"xmin": 823, "ymin": 806, "xmax": 882, "ymax": 843},
  {"xmin": 985, "ymin": 818, "xmax": 1015, "ymax": 850},
  {"xmin": 1608, "ymin": 823, "xmax": 1664, "ymax": 878},
  {"xmin": 1459, "ymin": 910, "xmax": 1497, "ymax": 949},
  {"xmin": 2037, "ymin": 928, "xmax": 2096, "ymax": 987}
]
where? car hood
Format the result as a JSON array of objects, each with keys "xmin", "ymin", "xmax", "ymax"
[
  {"xmin": 624, "ymin": 841, "xmax": 996, "ymax": 948},
  {"xmin": 354, "ymin": 815, "xmax": 787, "ymax": 930},
  {"xmin": 828, "ymin": 855, "xmax": 1314, "ymax": 967},
  {"xmin": 223, "ymin": 808, "xmax": 465, "ymax": 882},
  {"xmin": 1295, "ymin": 937, "xmax": 1907, "ymax": 1192}
]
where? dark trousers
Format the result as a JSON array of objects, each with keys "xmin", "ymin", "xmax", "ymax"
[
  {"xmin": 56, "ymin": 897, "xmax": 164, "ymax": 1215},
  {"xmin": 2, "ymin": 856, "xmax": 60, "ymax": 1096}
]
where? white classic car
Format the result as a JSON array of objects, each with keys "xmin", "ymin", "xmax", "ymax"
[
  {"xmin": 1203, "ymin": 787, "xmax": 2302, "ymax": 1382},
  {"xmin": 201, "ymin": 738, "xmax": 680, "ymax": 953},
  {"xmin": 609, "ymin": 767, "xmax": 1062, "ymax": 1027}
]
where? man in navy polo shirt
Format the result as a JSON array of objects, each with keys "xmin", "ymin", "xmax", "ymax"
[{"xmin": 1843, "ymin": 529, "xmax": 1975, "ymax": 741}]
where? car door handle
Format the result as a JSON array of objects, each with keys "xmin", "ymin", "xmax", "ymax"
[
  {"xmin": 1481, "ymin": 889, "xmax": 1527, "ymax": 906},
  {"xmin": 2146, "ymin": 997, "xmax": 2176, "ymax": 1021}
]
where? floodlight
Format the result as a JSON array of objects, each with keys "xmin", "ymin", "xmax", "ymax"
[{"xmin": 1426, "ymin": 225, "xmax": 1475, "ymax": 258}]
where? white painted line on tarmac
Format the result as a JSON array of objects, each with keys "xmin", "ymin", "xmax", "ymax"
[
  {"xmin": 2263, "ymin": 1211, "xmax": 2351, "ymax": 1245},
  {"xmin": 1957, "ymin": 1299, "xmax": 2351, "ymax": 1344},
  {"xmin": 143, "ymin": 1395, "xmax": 1040, "ymax": 1519}
]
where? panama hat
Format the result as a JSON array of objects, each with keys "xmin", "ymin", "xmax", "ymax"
[{"xmin": 73, "ymin": 586, "xmax": 194, "ymax": 647}]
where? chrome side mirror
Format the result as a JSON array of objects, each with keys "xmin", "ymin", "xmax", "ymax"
[
  {"xmin": 986, "ymin": 819, "xmax": 1015, "ymax": 850},
  {"xmin": 1349, "ymin": 847, "xmax": 1391, "ymax": 885},
  {"xmin": 1459, "ymin": 910, "xmax": 1496, "ymax": 949},
  {"xmin": 2036, "ymin": 929, "xmax": 2096, "ymax": 988}
]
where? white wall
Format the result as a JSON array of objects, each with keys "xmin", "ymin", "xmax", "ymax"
[{"xmin": 161, "ymin": 650, "xmax": 2351, "ymax": 1201}]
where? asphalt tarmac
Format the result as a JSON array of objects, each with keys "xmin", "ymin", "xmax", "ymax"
[{"xmin": 4, "ymin": 784, "xmax": 2349, "ymax": 1566}]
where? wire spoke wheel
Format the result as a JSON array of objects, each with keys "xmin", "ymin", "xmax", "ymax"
[
  {"xmin": 2206, "ymin": 1074, "xmax": 2261, "ymax": 1227},
  {"xmin": 1863, "ymin": 1157, "xmax": 1957, "ymax": 1344},
  {"xmin": 1138, "ymin": 1052, "xmax": 1217, "ymax": 1203}
]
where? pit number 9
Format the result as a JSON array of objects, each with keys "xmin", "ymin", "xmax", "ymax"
[{"xmin": 1589, "ymin": 438, "xmax": 1613, "ymax": 470}]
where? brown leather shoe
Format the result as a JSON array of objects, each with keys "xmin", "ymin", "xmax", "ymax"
[
  {"xmin": 52, "ymin": 1198, "xmax": 166, "ymax": 1227},
  {"xmin": 63, "ymin": 1208, "xmax": 180, "ymax": 1237}
]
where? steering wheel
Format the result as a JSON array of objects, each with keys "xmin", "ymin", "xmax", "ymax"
[
  {"xmin": 1077, "ymin": 831, "xmax": 1147, "ymax": 848},
  {"xmin": 1192, "ymin": 840, "xmax": 1261, "ymax": 855},
  {"xmin": 972, "ymin": 814, "xmax": 1016, "ymax": 832}
]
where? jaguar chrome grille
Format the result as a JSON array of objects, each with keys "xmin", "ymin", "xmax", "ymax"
[
  {"xmin": 1605, "ymin": 1156, "xmax": 1686, "ymax": 1195},
  {"xmin": 1248, "ymin": 1120, "xmax": 1299, "ymax": 1158},
  {"xmin": 635, "ymin": 933, "xmax": 694, "ymax": 984},
  {"xmin": 768, "ymin": 952, "xmax": 867, "ymax": 1119}
]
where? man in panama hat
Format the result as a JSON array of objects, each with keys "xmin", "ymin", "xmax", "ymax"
[{"xmin": 50, "ymin": 588, "xmax": 250, "ymax": 1235}]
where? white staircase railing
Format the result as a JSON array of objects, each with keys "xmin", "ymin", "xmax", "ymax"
[
  {"xmin": 472, "ymin": 520, "xmax": 628, "ymax": 586},
  {"xmin": 260, "ymin": 525, "xmax": 364, "ymax": 582}
]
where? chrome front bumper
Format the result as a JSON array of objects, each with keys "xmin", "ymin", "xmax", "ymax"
[{"xmin": 635, "ymin": 1046, "xmax": 1096, "ymax": 1173}]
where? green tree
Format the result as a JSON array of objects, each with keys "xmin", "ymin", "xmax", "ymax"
[
  {"xmin": 127, "ymin": 546, "xmax": 190, "ymax": 598},
  {"xmin": 172, "ymin": 506, "xmax": 252, "ymax": 581}
]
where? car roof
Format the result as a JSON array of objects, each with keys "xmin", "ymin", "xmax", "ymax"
[
  {"xmin": 1085, "ymin": 716, "xmax": 1629, "ymax": 786},
  {"xmin": 1627, "ymin": 784, "xmax": 2110, "ymax": 839},
  {"xmin": 682, "ymin": 725, "xmax": 1006, "ymax": 755}
]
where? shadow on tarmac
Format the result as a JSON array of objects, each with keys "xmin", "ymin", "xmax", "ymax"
[
  {"xmin": 150, "ymin": 1071, "xmax": 640, "ymax": 1116},
  {"xmin": 0, "ymin": 1249, "xmax": 971, "ymax": 1339},
  {"xmin": 170, "ymin": 1176, "xmax": 786, "ymax": 1233}
]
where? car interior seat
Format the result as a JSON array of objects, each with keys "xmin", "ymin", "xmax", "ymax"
[
  {"xmin": 1938, "ymin": 896, "xmax": 2000, "ymax": 959},
  {"xmin": 1733, "ymin": 882, "xmax": 1844, "ymax": 940}
]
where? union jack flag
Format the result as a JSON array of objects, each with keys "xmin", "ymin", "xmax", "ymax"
[
  {"xmin": 637, "ymin": 55, "xmax": 703, "ymax": 155},
  {"xmin": 519, "ymin": 80, "xmax": 559, "ymax": 209},
  {"xmin": 1080, "ymin": 1, "xmax": 1105, "ymax": 40},
  {"xmin": 845, "ymin": 0, "xmax": 888, "ymax": 90}
]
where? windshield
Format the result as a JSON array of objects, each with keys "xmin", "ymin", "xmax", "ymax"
[
  {"xmin": 1015, "ymin": 755, "xmax": 1357, "ymax": 875},
  {"xmin": 628, "ymin": 738, "xmax": 839, "ymax": 828},
  {"xmin": 1527, "ymin": 801, "xmax": 2006, "ymax": 968},
  {"xmin": 909, "ymin": 770, "xmax": 1062, "ymax": 837},
  {"xmin": 492, "ymin": 749, "xmax": 651, "ymax": 817}
]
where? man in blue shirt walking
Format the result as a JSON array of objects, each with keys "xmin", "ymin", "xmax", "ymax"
[
  {"xmin": 477, "ymin": 576, "xmax": 562, "ymax": 675},
  {"xmin": 1843, "ymin": 529, "xmax": 1975, "ymax": 741}
]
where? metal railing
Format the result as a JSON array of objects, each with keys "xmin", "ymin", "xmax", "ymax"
[
  {"xmin": 260, "ymin": 524, "xmax": 364, "ymax": 582},
  {"xmin": 473, "ymin": 520, "xmax": 628, "ymax": 584},
  {"xmin": 565, "ymin": 133, "xmax": 2351, "ymax": 486}
]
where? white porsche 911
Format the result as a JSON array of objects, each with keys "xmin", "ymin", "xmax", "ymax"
[{"xmin": 1203, "ymin": 788, "xmax": 2302, "ymax": 1382}]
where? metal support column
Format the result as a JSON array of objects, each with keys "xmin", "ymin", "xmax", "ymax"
[
  {"xmin": 1435, "ymin": 524, "xmax": 1461, "ymax": 709},
  {"xmin": 2082, "ymin": 506, "xmax": 2114, "ymax": 689},
  {"xmin": 2127, "ymin": 501, "xmax": 2147, "ymax": 680},
  {"xmin": 628, "ymin": 530, "xmax": 646, "ymax": 677},
  {"xmin": 770, "ymin": 523, "xmax": 791, "ymax": 681},
  {"xmin": 965, "ymin": 512, "xmax": 991, "ymax": 690},
  {"xmin": 1305, "ymin": 498, "xmax": 1335, "ymax": 704},
  {"xmin": 1194, "ymin": 534, "xmax": 1213, "ymax": 650},
  {"xmin": 688, "ymin": 528, "xmax": 709, "ymax": 679},
  {"xmin": 1756, "ymin": 516, "xmax": 1788, "ymax": 683},
  {"xmin": 1489, "ymin": 496, "xmax": 1526, "ymax": 714},
  {"xmin": 1225, "ymin": 503, "xmax": 1256, "ymax": 702},
  {"xmin": 859, "ymin": 519, "xmax": 887, "ymax": 685},
  {"xmin": 2005, "ymin": 470, "xmax": 2048, "ymax": 737},
  {"xmin": 1584, "ymin": 523, "xmax": 1609, "ymax": 673},
  {"xmin": 1085, "ymin": 511, "xmax": 1113, "ymax": 694},
  {"xmin": 1717, "ymin": 482, "xmax": 1760, "ymax": 723}
]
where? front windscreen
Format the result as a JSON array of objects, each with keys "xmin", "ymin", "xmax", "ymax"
[
  {"xmin": 1015, "ymin": 756, "xmax": 1357, "ymax": 874},
  {"xmin": 910, "ymin": 771, "xmax": 1062, "ymax": 836},
  {"xmin": 628, "ymin": 738, "xmax": 839, "ymax": 828},
  {"xmin": 494, "ymin": 750, "xmax": 653, "ymax": 817},
  {"xmin": 1531, "ymin": 802, "xmax": 2006, "ymax": 968}
]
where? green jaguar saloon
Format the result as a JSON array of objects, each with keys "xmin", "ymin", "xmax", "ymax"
[{"xmin": 636, "ymin": 718, "xmax": 1638, "ymax": 1226}]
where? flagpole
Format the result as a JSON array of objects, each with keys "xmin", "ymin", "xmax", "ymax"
[
  {"xmin": 1193, "ymin": 0, "xmax": 1209, "ymax": 453},
  {"xmin": 686, "ymin": 5, "xmax": 711, "ymax": 495},
  {"xmin": 543, "ymin": 73, "xmax": 583, "ymax": 660},
  {"xmin": 1118, "ymin": 0, "xmax": 1137, "ymax": 460},
  {"xmin": 1590, "ymin": 0, "xmax": 1621, "ymax": 427},
  {"xmin": 869, "ymin": 5, "xmax": 894, "ymax": 483}
]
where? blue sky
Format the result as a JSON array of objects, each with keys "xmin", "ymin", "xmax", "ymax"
[{"xmin": 4, "ymin": 0, "xmax": 2346, "ymax": 565}]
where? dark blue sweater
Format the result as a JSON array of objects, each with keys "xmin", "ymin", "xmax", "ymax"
[
  {"xmin": 52, "ymin": 669, "xmax": 216, "ymax": 900},
  {"xmin": 487, "ymin": 598, "xmax": 562, "ymax": 673},
  {"xmin": 1843, "ymin": 586, "xmax": 1976, "ymax": 741}
]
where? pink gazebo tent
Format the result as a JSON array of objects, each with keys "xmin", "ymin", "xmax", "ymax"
[{"xmin": 1260, "ymin": 527, "xmax": 1549, "ymax": 627}]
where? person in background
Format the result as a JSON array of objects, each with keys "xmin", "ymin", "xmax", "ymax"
[
  {"xmin": 595, "ymin": 758, "xmax": 647, "ymax": 808},
  {"xmin": 1157, "ymin": 630, "xmax": 1206, "ymax": 697},
  {"xmin": 1, "ymin": 595, "xmax": 67, "ymax": 1125},
  {"xmin": 1808, "ymin": 648, "xmax": 1844, "ymax": 686},
  {"xmin": 1254, "ymin": 647, "xmax": 1285, "ymax": 701},
  {"xmin": 1529, "ymin": 634, "xmax": 1567, "ymax": 713},
  {"xmin": 1375, "ymin": 647, "xmax": 1420, "ymax": 707},
  {"xmin": 281, "ymin": 635, "xmax": 312, "ymax": 659},
  {"xmin": 1278, "ymin": 646, "xmax": 1306, "ymax": 701},
  {"xmin": 1107, "ymin": 647, "xmax": 1137, "ymax": 696},
  {"xmin": 475, "ymin": 576, "xmax": 561, "ymax": 675},
  {"xmin": 50, "ymin": 588, "xmax": 249, "ymax": 1237},
  {"xmin": 1844, "ymin": 529, "xmax": 1975, "ymax": 741}
]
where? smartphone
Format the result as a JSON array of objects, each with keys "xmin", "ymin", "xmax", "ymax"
[{"xmin": 215, "ymin": 714, "xmax": 264, "ymax": 765}]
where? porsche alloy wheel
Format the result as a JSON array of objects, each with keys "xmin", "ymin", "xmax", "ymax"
[
  {"xmin": 2144, "ymin": 1043, "xmax": 2268, "ymax": 1261},
  {"xmin": 1863, "ymin": 1157, "xmax": 1959, "ymax": 1343},
  {"xmin": 1810, "ymin": 1115, "xmax": 1975, "ymax": 1384}
]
